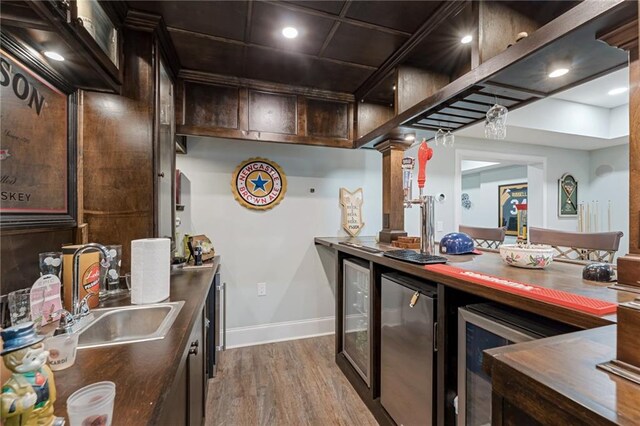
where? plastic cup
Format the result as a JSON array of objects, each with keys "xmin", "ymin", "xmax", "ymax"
[
  {"xmin": 66, "ymin": 381, "xmax": 116, "ymax": 426},
  {"xmin": 45, "ymin": 333, "xmax": 79, "ymax": 371}
]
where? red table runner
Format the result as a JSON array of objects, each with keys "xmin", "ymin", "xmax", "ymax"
[{"xmin": 425, "ymin": 263, "xmax": 617, "ymax": 316}]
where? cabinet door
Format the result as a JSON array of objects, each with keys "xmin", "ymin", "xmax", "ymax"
[
  {"xmin": 156, "ymin": 57, "xmax": 175, "ymax": 240},
  {"xmin": 159, "ymin": 358, "xmax": 187, "ymax": 425},
  {"xmin": 187, "ymin": 310, "xmax": 206, "ymax": 426}
]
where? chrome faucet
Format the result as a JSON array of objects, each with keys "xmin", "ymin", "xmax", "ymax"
[{"xmin": 71, "ymin": 243, "xmax": 111, "ymax": 318}]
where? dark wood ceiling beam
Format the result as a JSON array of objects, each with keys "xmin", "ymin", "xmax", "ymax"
[
  {"xmin": 168, "ymin": 26, "xmax": 377, "ymax": 71},
  {"xmin": 179, "ymin": 69, "xmax": 355, "ymax": 103},
  {"xmin": 354, "ymin": 0, "xmax": 629, "ymax": 148},
  {"xmin": 244, "ymin": 1, "xmax": 253, "ymax": 43},
  {"xmin": 481, "ymin": 81, "xmax": 546, "ymax": 98},
  {"xmin": 265, "ymin": 0, "xmax": 412, "ymax": 37},
  {"xmin": 355, "ymin": 0, "xmax": 468, "ymax": 101},
  {"xmin": 318, "ymin": 0, "xmax": 352, "ymax": 57}
]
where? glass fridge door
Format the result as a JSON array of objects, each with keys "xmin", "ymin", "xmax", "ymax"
[
  {"xmin": 458, "ymin": 308, "xmax": 536, "ymax": 426},
  {"xmin": 343, "ymin": 259, "xmax": 370, "ymax": 386}
]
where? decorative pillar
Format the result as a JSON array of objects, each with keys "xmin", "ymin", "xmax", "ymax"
[{"xmin": 376, "ymin": 139, "xmax": 412, "ymax": 243}]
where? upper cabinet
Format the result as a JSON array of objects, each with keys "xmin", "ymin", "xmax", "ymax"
[{"xmin": 0, "ymin": 0, "xmax": 125, "ymax": 93}]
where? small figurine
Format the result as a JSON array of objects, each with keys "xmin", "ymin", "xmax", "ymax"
[{"xmin": 1, "ymin": 322, "xmax": 65, "ymax": 426}]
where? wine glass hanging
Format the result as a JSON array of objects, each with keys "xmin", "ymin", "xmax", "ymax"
[{"xmin": 484, "ymin": 103, "xmax": 509, "ymax": 140}]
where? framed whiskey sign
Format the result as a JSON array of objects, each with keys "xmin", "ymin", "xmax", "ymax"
[{"xmin": 0, "ymin": 41, "xmax": 76, "ymax": 229}]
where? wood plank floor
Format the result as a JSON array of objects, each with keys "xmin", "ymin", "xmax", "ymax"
[{"xmin": 206, "ymin": 335, "xmax": 379, "ymax": 426}]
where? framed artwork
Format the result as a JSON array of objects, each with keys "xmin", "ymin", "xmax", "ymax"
[
  {"xmin": 558, "ymin": 173, "xmax": 578, "ymax": 217},
  {"xmin": 498, "ymin": 182, "xmax": 527, "ymax": 236},
  {"xmin": 0, "ymin": 37, "xmax": 77, "ymax": 229}
]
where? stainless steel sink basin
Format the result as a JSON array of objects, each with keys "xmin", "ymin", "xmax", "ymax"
[{"xmin": 77, "ymin": 301, "xmax": 184, "ymax": 349}]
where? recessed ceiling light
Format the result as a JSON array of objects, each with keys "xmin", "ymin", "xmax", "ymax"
[
  {"xmin": 392, "ymin": 85, "xmax": 396, "ymax": 91},
  {"xmin": 404, "ymin": 133, "xmax": 416, "ymax": 142},
  {"xmin": 548, "ymin": 67, "xmax": 569, "ymax": 78},
  {"xmin": 43, "ymin": 51, "xmax": 65, "ymax": 61},
  {"xmin": 608, "ymin": 87, "xmax": 628, "ymax": 96},
  {"xmin": 461, "ymin": 35, "xmax": 473, "ymax": 44},
  {"xmin": 282, "ymin": 27, "xmax": 298, "ymax": 39}
]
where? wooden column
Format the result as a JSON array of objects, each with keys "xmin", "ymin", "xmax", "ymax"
[
  {"xmin": 610, "ymin": 13, "xmax": 640, "ymax": 285},
  {"xmin": 376, "ymin": 139, "xmax": 411, "ymax": 243}
]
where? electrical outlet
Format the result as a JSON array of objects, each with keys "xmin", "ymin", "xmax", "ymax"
[
  {"xmin": 436, "ymin": 221, "xmax": 444, "ymax": 232},
  {"xmin": 257, "ymin": 282, "xmax": 267, "ymax": 296}
]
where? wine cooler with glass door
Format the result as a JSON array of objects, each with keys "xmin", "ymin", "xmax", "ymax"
[
  {"xmin": 342, "ymin": 258, "xmax": 371, "ymax": 386},
  {"xmin": 457, "ymin": 303, "xmax": 574, "ymax": 426}
]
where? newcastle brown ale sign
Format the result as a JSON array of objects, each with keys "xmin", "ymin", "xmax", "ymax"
[{"xmin": 0, "ymin": 50, "xmax": 68, "ymax": 214}]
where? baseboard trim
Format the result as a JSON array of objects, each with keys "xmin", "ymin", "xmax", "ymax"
[{"xmin": 226, "ymin": 316, "xmax": 335, "ymax": 349}]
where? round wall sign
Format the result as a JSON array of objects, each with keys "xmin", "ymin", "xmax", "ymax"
[{"xmin": 231, "ymin": 157, "xmax": 287, "ymax": 210}]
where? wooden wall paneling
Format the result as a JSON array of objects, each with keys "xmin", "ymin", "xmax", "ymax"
[
  {"xmin": 82, "ymin": 28, "xmax": 155, "ymax": 273},
  {"xmin": 238, "ymin": 87, "xmax": 249, "ymax": 133},
  {"xmin": 306, "ymin": 98, "xmax": 349, "ymax": 139},
  {"xmin": 248, "ymin": 90, "xmax": 297, "ymax": 135},
  {"xmin": 376, "ymin": 139, "xmax": 411, "ymax": 243},
  {"xmin": 630, "ymin": 17, "xmax": 640, "ymax": 255},
  {"xmin": 183, "ymin": 82, "xmax": 240, "ymax": 129},
  {"xmin": 175, "ymin": 79, "xmax": 185, "ymax": 126},
  {"xmin": 297, "ymin": 96, "xmax": 307, "ymax": 137},
  {"xmin": 0, "ymin": 227, "xmax": 75, "ymax": 295},
  {"xmin": 357, "ymin": 102, "xmax": 394, "ymax": 139},
  {"xmin": 395, "ymin": 66, "xmax": 450, "ymax": 114},
  {"xmin": 478, "ymin": 1, "xmax": 540, "ymax": 65}
]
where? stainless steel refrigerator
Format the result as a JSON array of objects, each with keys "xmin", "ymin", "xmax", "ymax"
[{"xmin": 381, "ymin": 272, "xmax": 437, "ymax": 426}]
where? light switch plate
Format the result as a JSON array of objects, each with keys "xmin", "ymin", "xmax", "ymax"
[{"xmin": 257, "ymin": 282, "xmax": 267, "ymax": 296}]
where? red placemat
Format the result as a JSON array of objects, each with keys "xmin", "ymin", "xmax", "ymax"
[{"xmin": 425, "ymin": 264, "xmax": 617, "ymax": 316}]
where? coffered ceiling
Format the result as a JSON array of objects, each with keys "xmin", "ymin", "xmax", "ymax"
[{"xmin": 128, "ymin": 1, "xmax": 579, "ymax": 98}]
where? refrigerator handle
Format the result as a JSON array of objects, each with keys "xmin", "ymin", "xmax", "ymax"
[{"xmin": 217, "ymin": 281, "xmax": 226, "ymax": 351}]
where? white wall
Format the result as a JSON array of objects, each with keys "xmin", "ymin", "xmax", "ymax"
[
  {"xmin": 403, "ymin": 137, "xmax": 592, "ymax": 239},
  {"xmin": 461, "ymin": 165, "xmax": 528, "ymax": 228},
  {"xmin": 176, "ymin": 137, "xmax": 382, "ymax": 347},
  {"xmin": 586, "ymin": 143, "xmax": 629, "ymax": 254}
]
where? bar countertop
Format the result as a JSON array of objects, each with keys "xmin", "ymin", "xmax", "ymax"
[
  {"xmin": 52, "ymin": 257, "xmax": 220, "ymax": 424},
  {"xmin": 485, "ymin": 325, "xmax": 640, "ymax": 425},
  {"xmin": 315, "ymin": 236, "xmax": 637, "ymax": 328}
]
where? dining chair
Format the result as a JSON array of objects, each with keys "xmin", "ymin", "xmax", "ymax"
[
  {"xmin": 529, "ymin": 227, "xmax": 624, "ymax": 263},
  {"xmin": 459, "ymin": 225, "xmax": 507, "ymax": 249}
]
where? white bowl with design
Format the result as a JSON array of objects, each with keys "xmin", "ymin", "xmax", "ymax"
[{"xmin": 499, "ymin": 244, "xmax": 555, "ymax": 269}]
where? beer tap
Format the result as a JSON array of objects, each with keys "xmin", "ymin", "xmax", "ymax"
[{"xmin": 403, "ymin": 139, "xmax": 436, "ymax": 255}]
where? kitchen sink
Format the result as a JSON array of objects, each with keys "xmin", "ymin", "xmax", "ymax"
[{"xmin": 77, "ymin": 301, "xmax": 184, "ymax": 349}]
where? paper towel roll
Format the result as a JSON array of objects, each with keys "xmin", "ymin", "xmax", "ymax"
[{"xmin": 130, "ymin": 238, "xmax": 171, "ymax": 304}]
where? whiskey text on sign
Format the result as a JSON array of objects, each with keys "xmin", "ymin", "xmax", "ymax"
[
  {"xmin": 340, "ymin": 188, "xmax": 364, "ymax": 237},
  {"xmin": 231, "ymin": 158, "xmax": 287, "ymax": 210}
]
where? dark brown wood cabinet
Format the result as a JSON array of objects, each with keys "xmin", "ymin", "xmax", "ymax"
[
  {"xmin": 187, "ymin": 310, "xmax": 206, "ymax": 426},
  {"xmin": 159, "ymin": 308, "xmax": 206, "ymax": 426}
]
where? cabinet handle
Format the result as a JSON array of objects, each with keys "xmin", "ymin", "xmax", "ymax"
[
  {"xmin": 189, "ymin": 340, "xmax": 199, "ymax": 356},
  {"xmin": 158, "ymin": 172, "xmax": 165, "ymax": 178}
]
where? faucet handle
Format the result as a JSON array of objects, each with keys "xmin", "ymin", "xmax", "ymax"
[
  {"xmin": 53, "ymin": 309, "xmax": 76, "ymax": 336},
  {"xmin": 78, "ymin": 293, "xmax": 98, "ymax": 318}
]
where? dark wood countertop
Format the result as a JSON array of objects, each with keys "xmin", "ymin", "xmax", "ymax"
[
  {"xmin": 52, "ymin": 257, "xmax": 220, "ymax": 424},
  {"xmin": 315, "ymin": 236, "xmax": 637, "ymax": 328},
  {"xmin": 486, "ymin": 325, "xmax": 640, "ymax": 425}
]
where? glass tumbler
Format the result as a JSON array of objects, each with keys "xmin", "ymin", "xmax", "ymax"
[
  {"xmin": 39, "ymin": 252, "xmax": 63, "ymax": 278},
  {"xmin": 106, "ymin": 245, "xmax": 123, "ymax": 295},
  {"xmin": 8, "ymin": 289, "xmax": 32, "ymax": 326}
]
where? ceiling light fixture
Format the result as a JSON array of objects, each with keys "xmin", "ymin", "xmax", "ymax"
[
  {"xmin": 404, "ymin": 133, "xmax": 416, "ymax": 142},
  {"xmin": 608, "ymin": 87, "xmax": 628, "ymax": 96},
  {"xmin": 548, "ymin": 66, "xmax": 569, "ymax": 78},
  {"xmin": 282, "ymin": 27, "xmax": 298, "ymax": 39},
  {"xmin": 43, "ymin": 51, "xmax": 65, "ymax": 61},
  {"xmin": 461, "ymin": 35, "xmax": 473, "ymax": 44},
  {"xmin": 393, "ymin": 85, "xmax": 396, "ymax": 91}
]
